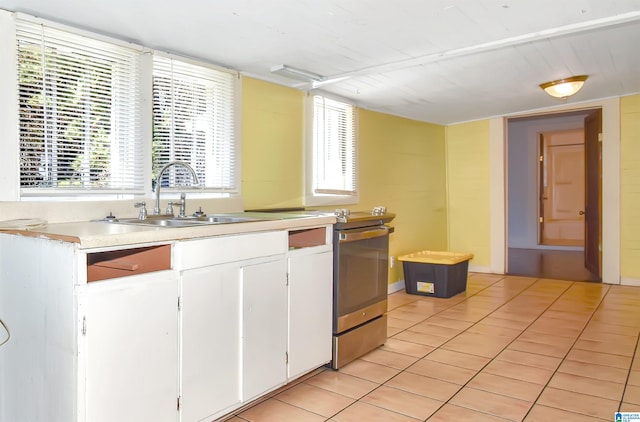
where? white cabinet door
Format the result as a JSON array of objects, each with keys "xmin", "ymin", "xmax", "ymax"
[
  {"xmin": 241, "ymin": 259, "xmax": 288, "ymax": 401},
  {"xmin": 180, "ymin": 263, "xmax": 241, "ymax": 422},
  {"xmin": 287, "ymin": 250, "xmax": 333, "ymax": 379},
  {"xmin": 84, "ymin": 270, "xmax": 179, "ymax": 422}
]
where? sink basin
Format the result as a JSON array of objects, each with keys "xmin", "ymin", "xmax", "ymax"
[
  {"xmin": 105, "ymin": 214, "xmax": 266, "ymax": 227},
  {"xmin": 112, "ymin": 217, "xmax": 210, "ymax": 227},
  {"xmin": 194, "ymin": 215, "xmax": 264, "ymax": 224}
]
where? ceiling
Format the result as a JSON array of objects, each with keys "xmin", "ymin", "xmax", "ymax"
[{"xmin": 1, "ymin": 0, "xmax": 639, "ymax": 125}]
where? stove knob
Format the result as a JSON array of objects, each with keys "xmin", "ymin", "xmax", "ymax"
[{"xmin": 372, "ymin": 206, "xmax": 386, "ymax": 215}]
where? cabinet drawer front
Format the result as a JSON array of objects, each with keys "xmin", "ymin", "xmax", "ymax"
[
  {"xmin": 87, "ymin": 245, "xmax": 171, "ymax": 282},
  {"xmin": 174, "ymin": 231, "xmax": 287, "ymax": 270}
]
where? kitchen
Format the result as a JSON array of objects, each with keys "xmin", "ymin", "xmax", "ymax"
[
  {"xmin": 0, "ymin": 2, "xmax": 638, "ymax": 285},
  {"xmin": 1, "ymin": 1, "xmax": 640, "ymax": 421}
]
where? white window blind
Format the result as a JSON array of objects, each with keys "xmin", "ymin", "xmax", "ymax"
[
  {"xmin": 152, "ymin": 56, "xmax": 238, "ymax": 194},
  {"xmin": 16, "ymin": 19, "xmax": 144, "ymax": 195},
  {"xmin": 312, "ymin": 95, "xmax": 358, "ymax": 196}
]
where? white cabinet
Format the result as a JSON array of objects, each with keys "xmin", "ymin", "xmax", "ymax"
[
  {"xmin": 287, "ymin": 249, "xmax": 333, "ymax": 380},
  {"xmin": 0, "ymin": 222, "xmax": 333, "ymax": 422},
  {"xmin": 180, "ymin": 262, "xmax": 241, "ymax": 422},
  {"xmin": 180, "ymin": 256, "xmax": 288, "ymax": 421},
  {"xmin": 242, "ymin": 259, "xmax": 288, "ymax": 401},
  {"xmin": 0, "ymin": 236, "xmax": 179, "ymax": 422},
  {"xmin": 175, "ymin": 231, "xmax": 289, "ymax": 421},
  {"xmin": 0, "ymin": 235, "xmax": 78, "ymax": 422},
  {"xmin": 175, "ymin": 226, "xmax": 333, "ymax": 420},
  {"xmin": 84, "ymin": 271, "xmax": 179, "ymax": 422}
]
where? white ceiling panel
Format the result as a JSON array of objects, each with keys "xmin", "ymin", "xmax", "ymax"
[{"xmin": 0, "ymin": 0, "xmax": 639, "ymax": 124}]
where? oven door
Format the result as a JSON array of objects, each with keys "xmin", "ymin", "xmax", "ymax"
[{"xmin": 333, "ymin": 225, "xmax": 389, "ymax": 333}]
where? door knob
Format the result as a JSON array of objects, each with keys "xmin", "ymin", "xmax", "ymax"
[{"xmin": 579, "ymin": 210, "xmax": 585, "ymax": 215}]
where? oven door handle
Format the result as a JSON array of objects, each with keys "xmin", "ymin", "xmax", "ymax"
[{"xmin": 339, "ymin": 226, "xmax": 389, "ymax": 243}]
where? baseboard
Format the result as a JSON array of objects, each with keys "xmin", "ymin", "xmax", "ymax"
[
  {"xmin": 620, "ymin": 277, "xmax": 640, "ymax": 287},
  {"xmin": 388, "ymin": 279, "xmax": 405, "ymax": 294},
  {"xmin": 469, "ymin": 264, "xmax": 493, "ymax": 274}
]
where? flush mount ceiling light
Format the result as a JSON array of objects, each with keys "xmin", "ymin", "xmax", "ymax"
[
  {"xmin": 539, "ymin": 75, "xmax": 588, "ymax": 99},
  {"xmin": 271, "ymin": 64, "xmax": 325, "ymax": 83}
]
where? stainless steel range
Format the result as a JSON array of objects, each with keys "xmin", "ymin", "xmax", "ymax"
[{"xmin": 331, "ymin": 207, "xmax": 395, "ymax": 369}]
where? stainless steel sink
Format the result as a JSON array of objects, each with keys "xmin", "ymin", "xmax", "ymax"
[
  {"xmin": 112, "ymin": 217, "xmax": 210, "ymax": 227},
  {"xmin": 195, "ymin": 215, "xmax": 264, "ymax": 224},
  {"xmin": 105, "ymin": 214, "xmax": 266, "ymax": 227}
]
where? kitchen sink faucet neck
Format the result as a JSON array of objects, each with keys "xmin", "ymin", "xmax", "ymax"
[
  {"xmin": 154, "ymin": 161, "xmax": 199, "ymax": 215},
  {"xmin": 178, "ymin": 192, "xmax": 187, "ymax": 218}
]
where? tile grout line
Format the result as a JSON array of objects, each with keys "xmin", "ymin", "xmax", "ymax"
[
  {"xmin": 307, "ymin": 275, "xmax": 518, "ymax": 421},
  {"xmin": 337, "ymin": 276, "xmax": 562, "ymax": 421},
  {"xmin": 377, "ymin": 277, "xmax": 610, "ymax": 420},
  {"xmin": 613, "ymin": 291, "xmax": 640, "ymax": 413},
  {"xmin": 426, "ymin": 278, "xmax": 580, "ymax": 421},
  {"xmin": 518, "ymin": 282, "xmax": 625, "ymax": 421},
  {"xmin": 230, "ymin": 277, "xmax": 635, "ymax": 421},
  {"xmin": 378, "ymin": 276, "xmax": 518, "ymax": 420}
]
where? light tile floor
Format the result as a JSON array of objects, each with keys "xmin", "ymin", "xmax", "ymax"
[{"xmin": 226, "ymin": 274, "xmax": 640, "ymax": 421}]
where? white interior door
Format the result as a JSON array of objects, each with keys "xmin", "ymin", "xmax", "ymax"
[{"xmin": 541, "ymin": 129, "xmax": 585, "ymax": 246}]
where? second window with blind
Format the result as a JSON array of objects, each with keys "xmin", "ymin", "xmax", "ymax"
[
  {"xmin": 152, "ymin": 56, "xmax": 239, "ymax": 197},
  {"xmin": 305, "ymin": 95, "xmax": 359, "ymax": 206}
]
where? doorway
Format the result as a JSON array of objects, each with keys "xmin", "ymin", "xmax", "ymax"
[{"xmin": 506, "ymin": 109, "xmax": 601, "ymax": 282}]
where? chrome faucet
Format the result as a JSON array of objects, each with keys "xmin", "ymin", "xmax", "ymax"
[{"xmin": 154, "ymin": 161, "xmax": 199, "ymax": 215}]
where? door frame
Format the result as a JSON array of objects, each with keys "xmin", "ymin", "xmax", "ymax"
[{"xmin": 492, "ymin": 98, "xmax": 620, "ymax": 284}]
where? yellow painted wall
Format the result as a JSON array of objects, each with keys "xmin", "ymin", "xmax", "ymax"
[
  {"xmin": 242, "ymin": 78, "xmax": 639, "ymax": 284},
  {"xmin": 620, "ymin": 93, "xmax": 640, "ymax": 278},
  {"xmin": 445, "ymin": 120, "xmax": 491, "ymax": 268},
  {"xmin": 358, "ymin": 109, "xmax": 448, "ymax": 283},
  {"xmin": 241, "ymin": 77, "xmax": 304, "ymax": 210},
  {"xmin": 241, "ymin": 77, "xmax": 448, "ymax": 285}
]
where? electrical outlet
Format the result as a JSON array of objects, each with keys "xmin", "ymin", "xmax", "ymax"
[{"xmin": 390, "ymin": 256, "xmax": 395, "ymax": 268}]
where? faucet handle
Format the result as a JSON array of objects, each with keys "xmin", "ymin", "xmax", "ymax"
[
  {"xmin": 166, "ymin": 202, "xmax": 180, "ymax": 216},
  {"xmin": 134, "ymin": 202, "xmax": 147, "ymax": 220},
  {"xmin": 193, "ymin": 206, "xmax": 205, "ymax": 217}
]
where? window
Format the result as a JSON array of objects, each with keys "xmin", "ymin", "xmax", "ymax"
[
  {"xmin": 305, "ymin": 95, "xmax": 358, "ymax": 206},
  {"xmin": 16, "ymin": 18, "xmax": 144, "ymax": 196},
  {"xmin": 8, "ymin": 13, "xmax": 240, "ymax": 201},
  {"xmin": 152, "ymin": 55, "xmax": 238, "ymax": 195}
]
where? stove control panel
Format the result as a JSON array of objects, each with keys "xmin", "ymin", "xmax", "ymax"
[
  {"xmin": 333, "ymin": 206, "xmax": 390, "ymax": 224},
  {"xmin": 372, "ymin": 206, "xmax": 386, "ymax": 215},
  {"xmin": 334, "ymin": 206, "xmax": 388, "ymax": 219},
  {"xmin": 334, "ymin": 208, "xmax": 351, "ymax": 219}
]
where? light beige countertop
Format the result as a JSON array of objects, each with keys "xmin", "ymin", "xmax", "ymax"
[{"xmin": 0, "ymin": 212, "xmax": 336, "ymax": 249}]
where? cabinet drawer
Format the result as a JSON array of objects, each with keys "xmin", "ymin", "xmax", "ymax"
[
  {"xmin": 175, "ymin": 231, "xmax": 287, "ymax": 270},
  {"xmin": 288, "ymin": 226, "xmax": 331, "ymax": 249},
  {"xmin": 87, "ymin": 245, "xmax": 171, "ymax": 282}
]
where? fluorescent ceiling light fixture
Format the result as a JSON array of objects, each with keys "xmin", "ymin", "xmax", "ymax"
[
  {"xmin": 539, "ymin": 75, "xmax": 588, "ymax": 98},
  {"xmin": 271, "ymin": 64, "xmax": 325, "ymax": 83}
]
